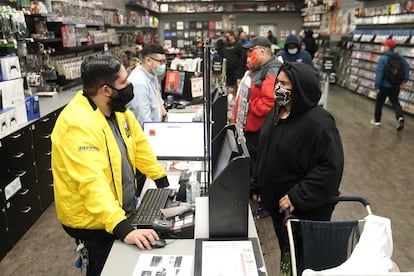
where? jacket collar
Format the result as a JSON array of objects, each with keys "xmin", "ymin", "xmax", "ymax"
[{"xmin": 82, "ymin": 90, "xmax": 98, "ymax": 110}]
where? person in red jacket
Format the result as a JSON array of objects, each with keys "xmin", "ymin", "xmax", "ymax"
[{"xmin": 233, "ymin": 37, "xmax": 282, "ymax": 175}]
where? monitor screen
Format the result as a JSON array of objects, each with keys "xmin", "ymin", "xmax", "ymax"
[
  {"xmin": 164, "ymin": 70, "xmax": 185, "ymax": 95},
  {"xmin": 208, "ymin": 125, "xmax": 250, "ymax": 238},
  {"xmin": 211, "ymin": 88, "xmax": 227, "ymax": 140},
  {"xmin": 142, "ymin": 122, "xmax": 205, "ymax": 160},
  {"xmin": 213, "ymin": 128, "xmax": 239, "ymax": 180},
  {"xmin": 162, "ymin": 71, "xmax": 194, "ymax": 102}
]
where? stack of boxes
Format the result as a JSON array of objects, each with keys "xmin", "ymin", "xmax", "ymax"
[{"xmin": 0, "ymin": 55, "xmax": 40, "ymax": 139}]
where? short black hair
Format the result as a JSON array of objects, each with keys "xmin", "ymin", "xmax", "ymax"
[
  {"xmin": 141, "ymin": 44, "xmax": 165, "ymax": 58},
  {"xmin": 226, "ymin": 31, "xmax": 236, "ymax": 38},
  {"xmin": 81, "ymin": 55, "xmax": 121, "ymax": 96}
]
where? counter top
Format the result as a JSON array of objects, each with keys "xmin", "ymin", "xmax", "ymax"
[
  {"xmin": 0, "ymin": 88, "xmax": 78, "ymax": 140},
  {"xmin": 37, "ymin": 90, "xmax": 79, "ymax": 118}
]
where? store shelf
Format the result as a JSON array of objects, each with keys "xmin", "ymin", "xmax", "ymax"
[
  {"xmin": 104, "ymin": 23, "xmax": 157, "ymax": 30},
  {"xmin": 158, "ymin": 0, "xmax": 299, "ymax": 13},
  {"xmin": 334, "ymin": 2, "xmax": 414, "ymax": 115},
  {"xmin": 32, "ymin": 38, "xmax": 62, "ymax": 43},
  {"xmin": 126, "ymin": 1, "xmax": 160, "ymax": 13}
]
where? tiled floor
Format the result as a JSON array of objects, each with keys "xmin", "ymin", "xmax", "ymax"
[{"xmin": 0, "ymin": 84, "xmax": 413, "ymax": 276}]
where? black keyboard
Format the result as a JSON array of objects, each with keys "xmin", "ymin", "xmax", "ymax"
[{"xmin": 129, "ymin": 188, "xmax": 175, "ymax": 228}]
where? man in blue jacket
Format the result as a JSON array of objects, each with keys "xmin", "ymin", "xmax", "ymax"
[
  {"xmin": 372, "ymin": 38, "xmax": 409, "ymax": 131},
  {"xmin": 277, "ymin": 34, "xmax": 313, "ymax": 65}
]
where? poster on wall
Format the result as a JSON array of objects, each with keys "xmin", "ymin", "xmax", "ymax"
[
  {"xmin": 238, "ymin": 25, "xmax": 249, "ymax": 35},
  {"xmin": 258, "ymin": 25, "xmax": 275, "ymax": 37}
]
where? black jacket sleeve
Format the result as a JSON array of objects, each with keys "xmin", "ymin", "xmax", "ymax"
[{"xmin": 155, "ymin": 176, "xmax": 169, "ymax": 188}]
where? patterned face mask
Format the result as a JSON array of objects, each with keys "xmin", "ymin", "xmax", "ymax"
[{"xmin": 274, "ymin": 85, "xmax": 292, "ymax": 106}]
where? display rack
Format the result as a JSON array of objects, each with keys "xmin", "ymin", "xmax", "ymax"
[
  {"xmin": 157, "ymin": 0, "xmax": 299, "ymax": 14},
  {"xmin": 338, "ymin": 2, "xmax": 414, "ymax": 115},
  {"xmin": 301, "ymin": 3, "xmax": 328, "ymax": 35}
]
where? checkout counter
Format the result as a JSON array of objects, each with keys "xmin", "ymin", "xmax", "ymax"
[
  {"xmin": 35, "ymin": 89, "xmax": 267, "ymax": 275},
  {"xmin": 101, "ymin": 106, "xmax": 267, "ymax": 275},
  {"xmin": 101, "ymin": 196, "xmax": 267, "ymax": 275}
]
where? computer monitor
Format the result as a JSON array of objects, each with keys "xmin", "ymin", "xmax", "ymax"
[
  {"xmin": 163, "ymin": 70, "xmax": 194, "ymax": 102},
  {"xmin": 164, "ymin": 70, "xmax": 185, "ymax": 96},
  {"xmin": 209, "ymin": 124, "xmax": 250, "ymax": 238},
  {"xmin": 142, "ymin": 122, "xmax": 205, "ymax": 160},
  {"xmin": 211, "ymin": 125, "xmax": 239, "ymax": 180},
  {"xmin": 211, "ymin": 87, "xmax": 227, "ymax": 140}
]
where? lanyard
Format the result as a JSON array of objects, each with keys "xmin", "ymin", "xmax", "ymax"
[{"xmin": 149, "ymin": 81, "xmax": 162, "ymax": 120}]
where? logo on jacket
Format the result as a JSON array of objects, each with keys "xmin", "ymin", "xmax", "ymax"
[
  {"xmin": 123, "ymin": 119, "xmax": 131, "ymax": 137},
  {"xmin": 78, "ymin": 146, "xmax": 99, "ymax": 152}
]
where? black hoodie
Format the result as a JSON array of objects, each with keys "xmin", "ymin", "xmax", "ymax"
[{"xmin": 252, "ymin": 62, "xmax": 344, "ymax": 220}]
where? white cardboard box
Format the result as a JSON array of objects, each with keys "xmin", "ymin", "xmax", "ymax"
[
  {"xmin": 0, "ymin": 56, "xmax": 21, "ymax": 81},
  {"xmin": 0, "ymin": 106, "xmax": 16, "ymax": 139},
  {"xmin": 0, "ymin": 78, "xmax": 27, "ymax": 128}
]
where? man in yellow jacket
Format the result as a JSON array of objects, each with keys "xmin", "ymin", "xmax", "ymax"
[{"xmin": 52, "ymin": 54, "xmax": 169, "ymax": 276}]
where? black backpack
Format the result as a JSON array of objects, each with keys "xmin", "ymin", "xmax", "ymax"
[{"xmin": 384, "ymin": 53, "xmax": 405, "ymax": 86}]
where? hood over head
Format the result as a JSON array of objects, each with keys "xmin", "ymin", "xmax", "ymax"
[
  {"xmin": 304, "ymin": 29, "xmax": 314, "ymax": 39},
  {"xmin": 284, "ymin": 34, "xmax": 300, "ymax": 51},
  {"xmin": 276, "ymin": 62, "xmax": 320, "ymax": 116}
]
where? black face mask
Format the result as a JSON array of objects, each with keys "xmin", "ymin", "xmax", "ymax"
[{"xmin": 107, "ymin": 83, "xmax": 134, "ymax": 112}]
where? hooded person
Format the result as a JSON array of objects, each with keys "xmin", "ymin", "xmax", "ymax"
[
  {"xmin": 250, "ymin": 62, "xmax": 344, "ymax": 273},
  {"xmin": 277, "ymin": 34, "xmax": 314, "ymax": 65},
  {"xmin": 301, "ymin": 29, "xmax": 318, "ymax": 59}
]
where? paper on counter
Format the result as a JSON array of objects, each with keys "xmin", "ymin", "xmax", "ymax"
[
  {"xmin": 202, "ymin": 240, "xmax": 259, "ymax": 276},
  {"xmin": 132, "ymin": 254, "xmax": 193, "ymax": 276}
]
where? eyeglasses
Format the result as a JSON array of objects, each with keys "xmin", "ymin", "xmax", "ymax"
[{"xmin": 149, "ymin": 56, "xmax": 167, "ymax": 65}]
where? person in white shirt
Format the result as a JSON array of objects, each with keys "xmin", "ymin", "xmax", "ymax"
[{"xmin": 127, "ymin": 44, "xmax": 168, "ymax": 126}]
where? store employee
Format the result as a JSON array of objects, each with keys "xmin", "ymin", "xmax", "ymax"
[
  {"xmin": 127, "ymin": 43, "xmax": 168, "ymax": 126},
  {"xmin": 52, "ymin": 55, "xmax": 169, "ymax": 276}
]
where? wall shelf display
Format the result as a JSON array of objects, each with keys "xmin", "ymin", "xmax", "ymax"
[
  {"xmin": 103, "ymin": 8, "xmax": 158, "ymax": 31},
  {"xmin": 336, "ymin": 1, "xmax": 414, "ymax": 115},
  {"xmin": 126, "ymin": 1, "xmax": 160, "ymax": 46},
  {"xmin": 157, "ymin": 0, "xmax": 299, "ymax": 14},
  {"xmin": 164, "ymin": 20, "xmax": 217, "ymax": 49},
  {"xmin": 126, "ymin": 0, "xmax": 160, "ymax": 13},
  {"xmin": 301, "ymin": 3, "xmax": 328, "ymax": 29},
  {"xmin": 24, "ymin": 14, "xmax": 109, "ymax": 53},
  {"xmin": 301, "ymin": 0, "xmax": 335, "ymax": 35}
]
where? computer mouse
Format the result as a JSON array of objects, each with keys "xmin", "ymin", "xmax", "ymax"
[{"xmin": 152, "ymin": 238, "xmax": 166, "ymax": 249}]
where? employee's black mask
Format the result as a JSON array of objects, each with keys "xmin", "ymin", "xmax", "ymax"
[{"xmin": 107, "ymin": 83, "xmax": 134, "ymax": 112}]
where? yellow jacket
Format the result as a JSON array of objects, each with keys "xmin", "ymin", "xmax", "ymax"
[{"xmin": 52, "ymin": 91, "xmax": 167, "ymax": 234}]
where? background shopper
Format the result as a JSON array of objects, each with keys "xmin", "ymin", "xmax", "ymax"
[{"xmin": 372, "ymin": 38, "xmax": 409, "ymax": 131}]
